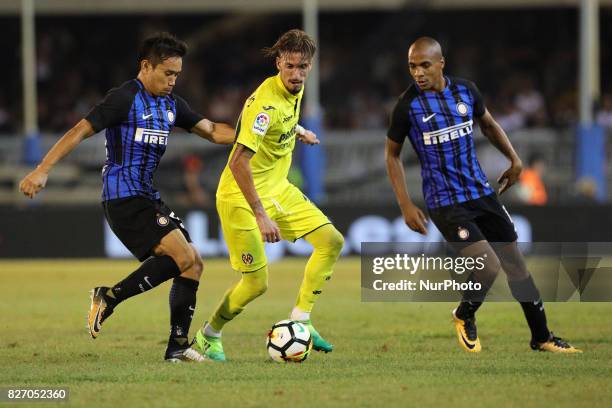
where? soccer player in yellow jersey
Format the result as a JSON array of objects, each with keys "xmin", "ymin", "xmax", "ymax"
[{"xmin": 194, "ymin": 29, "xmax": 344, "ymax": 361}]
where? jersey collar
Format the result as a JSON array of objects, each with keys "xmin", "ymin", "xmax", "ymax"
[
  {"xmin": 135, "ymin": 77, "xmax": 170, "ymax": 100},
  {"xmin": 416, "ymin": 76, "xmax": 452, "ymax": 94}
]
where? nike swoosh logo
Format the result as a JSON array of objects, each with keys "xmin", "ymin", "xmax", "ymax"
[
  {"xmin": 144, "ymin": 276, "xmax": 153, "ymax": 288},
  {"xmin": 142, "ymin": 113, "xmax": 153, "ymax": 119},
  {"xmin": 460, "ymin": 333, "xmax": 476, "ymax": 350},
  {"xmin": 422, "ymin": 113, "xmax": 436, "ymax": 123},
  {"xmin": 93, "ymin": 307, "xmax": 102, "ymax": 333},
  {"xmin": 188, "ymin": 306, "xmax": 196, "ymax": 311}
]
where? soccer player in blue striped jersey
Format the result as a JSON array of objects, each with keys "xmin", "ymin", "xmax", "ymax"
[
  {"xmin": 386, "ymin": 37, "xmax": 580, "ymax": 353},
  {"xmin": 19, "ymin": 32, "xmax": 235, "ymax": 362}
]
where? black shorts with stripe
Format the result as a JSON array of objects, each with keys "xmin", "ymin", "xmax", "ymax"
[
  {"xmin": 428, "ymin": 193, "xmax": 517, "ymax": 246},
  {"xmin": 102, "ymin": 196, "xmax": 191, "ymax": 262}
]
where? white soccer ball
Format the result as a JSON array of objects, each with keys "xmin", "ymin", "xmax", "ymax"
[{"xmin": 266, "ymin": 320, "xmax": 312, "ymax": 363}]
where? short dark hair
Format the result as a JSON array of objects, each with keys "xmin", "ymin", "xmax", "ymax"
[
  {"xmin": 263, "ymin": 29, "xmax": 316, "ymax": 60},
  {"xmin": 137, "ymin": 32, "xmax": 188, "ymax": 70}
]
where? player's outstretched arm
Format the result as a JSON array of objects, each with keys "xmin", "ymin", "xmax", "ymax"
[
  {"xmin": 477, "ymin": 109, "xmax": 523, "ymax": 195},
  {"xmin": 229, "ymin": 143, "xmax": 281, "ymax": 243},
  {"xmin": 385, "ymin": 138, "xmax": 427, "ymax": 234},
  {"xmin": 191, "ymin": 119, "xmax": 235, "ymax": 145},
  {"xmin": 19, "ymin": 119, "xmax": 96, "ymax": 199}
]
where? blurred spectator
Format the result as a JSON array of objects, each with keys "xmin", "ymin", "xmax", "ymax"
[
  {"xmin": 596, "ymin": 94, "xmax": 612, "ymax": 128},
  {"xmin": 573, "ymin": 177, "xmax": 599, "ymax": 204},
  {"xmin": 551, "ymin": 90, "xmax": 578, "ymax": 127},
  {"xmin": 0, "ymin": 9, "xmax": 592, "ymax": 134},
  {"xmin": 493, "ymin": 98, "xmax": 527, "ymax": 133},
  {"xmin": 178, "ymin": 154, "xmax": 212, "ymax": 207},
  {"xmin": 514, "ymin": 78, "xmax": 547, "ymax": 127},
  {"xmin": 518, "ymin": 153, "xmax": 548, "ymax": 206}
]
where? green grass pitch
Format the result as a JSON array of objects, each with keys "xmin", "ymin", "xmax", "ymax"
[{"xmin": 1, "ymin": 257, "xmax": 611, "ymax": 407}]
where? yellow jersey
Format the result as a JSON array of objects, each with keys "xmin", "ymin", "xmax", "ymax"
[{"xmin": 217, "ymin": 73, "xmax": 303, "ymax": 200}]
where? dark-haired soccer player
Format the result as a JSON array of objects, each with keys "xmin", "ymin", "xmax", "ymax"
[
  {"xmin": 19, "ymin": 32, "xmax": 235, "ymax": 362},
  {"xmin": 192, "ymin": 29, "xmax": 344, "ymax": 361},
  {"xmin": 385, "ymin": 37, "xmax": 580, "ymax": 353}
]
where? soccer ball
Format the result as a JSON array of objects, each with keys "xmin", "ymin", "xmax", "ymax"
[{"xmin": 266, "ymin": 320, "xmax": 313, "ymax": 363}]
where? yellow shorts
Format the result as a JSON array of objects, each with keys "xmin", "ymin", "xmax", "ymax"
[{"xmin": 217, "ymin": 184, "xmax": 331, "ymax": 272}]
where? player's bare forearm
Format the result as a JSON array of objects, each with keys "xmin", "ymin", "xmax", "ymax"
[
  {"xmin": 212, "ymin": 123, "xmax": 236, "ymax": 144},
  {"xmin": 229, "ymin": 144, "xmax": 265, "ymax": 214},
  {"xmin": 385, "ymin": 138, "xmax": 428, "ymax": 234},
  {"xmin": 192, "ymin": 119, "xmax": 235, "ymax": 145},
  {"xmin": 19, "ymin": 119, "xmax": 95, "ymax": 199},
  {"xmin": 229, "ymin": 143, "xmax": 281, "ymax": 242},
  {"xmin": 478, "ymin": 110, "xmax": 521, "ymax": 166},
  {"xmin": 478, "ymin": 109, "xmax": 522, "ymax": 194},
  {"xmin": 39, "ymin": 119, "xmax": 95, "ymax": 173},
  {"xmin": 385, "ymin": 139, "xmax": 413, "ymax": 207}
]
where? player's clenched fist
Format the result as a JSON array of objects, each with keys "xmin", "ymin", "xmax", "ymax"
[
  {"xmin": 297, "ymin": 129, "xmax": 320, "ymax": 145},
  {"xmin": 19, "ymin": 168, "xmax": 48, "ymax": 199},
  {"xmin": 497, "ymin": 160, "xmax": 523, "ymax": 195},
  {"xmin": 401, "ymin": 202, "xmax": 428, "ymax": 235},
  {"xmin": 256, "ymin": 213, "xmax": 281, "ymax": 243}
]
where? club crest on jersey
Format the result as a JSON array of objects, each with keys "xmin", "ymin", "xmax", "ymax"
[
  {"xmin": 422, "ymin": 120, "xmax": 473, "ymax": 145},
  {"xmin": 134, "ymin": 128, "xmax": 169, "ymax": 145},
  {"xmin": 456, "ymin": 102, "xmax": 469, "ymax": 116},
  {"xmin": 157, "ymin": 215, "xmax": 169, "ymax": 227},
  {"xmin": 252, "ymin": 112, "xmax": 270, "ymax": 136},
  {"xmin": 242, "ymin": 253, "xmax": 254, "ymax": 265},
  {"xmin": 458, "ymin": 227, "xmax": 470, "ymax": 240},
  {"xmin": 167, "ymin": 110, "xmax": 175, "ymax": 123}
]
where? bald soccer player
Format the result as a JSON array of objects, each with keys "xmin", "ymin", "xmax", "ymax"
[{"xmin": 385, "ymin": 37, "xmax": 580, "ymax": 353}]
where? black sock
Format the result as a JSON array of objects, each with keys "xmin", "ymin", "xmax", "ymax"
[
  {"xmin": 456, "ymin": 301, "xmax": 482, "ymax": 320},
  {"xmin": 167, "ymin": 276, "xmax": 199, "ymax": 351},
  {"xmin": 455, "ymin": 273, "xmax": 494, "ymax": 319},
  {"xmin": 508, "ymin": 276, "xmax": 551, "ymax": 342},
  {"xmin": 108, "ymin": 256, "xmax": 181, "ymax": 306}
]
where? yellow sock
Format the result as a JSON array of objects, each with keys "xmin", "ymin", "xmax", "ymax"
[
  {"xmin": 295, "ymin": 224, "xmax": 344, "ymax": 313},
  {"xmin": 209, "ymin": 265, "xmax": 268, "ymax": 331}
]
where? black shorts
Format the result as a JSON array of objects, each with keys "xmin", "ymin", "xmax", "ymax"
[
  {"xmin": 428, "ymin": 193, "xmax": 517, "ymax": 246},
  {"xmin": 102, "ymin": 196, "xmax": 191, "ymax": 262}
]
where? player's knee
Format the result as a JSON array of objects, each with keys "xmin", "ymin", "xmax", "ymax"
[
  {"xmin": 242, "ymin": 277, "xmax": 267, "ymax": 299},
  {"xmin": 192, "ymin": 255, "xmax": 204, "ymax": 279},
  {"xmin": 243, "ymin": 267, "xmax": 268, "ymax": 298},
  {"xmin": 497, "ymin": 246, "xmax": 529, "ymax": 281},
  {"xmin": 311, "ymin": 225, "xmax": 344, "ymax": 255},
  {"xmin": 328, "ymin": 228, "xmax": 345, "ymax": 254},
  {"xmin": 481, "ymin": 253, "xmax": 502, "ymax": 280},
  {"xmin": 173, "ymin": 249, "xmax": 196, "ymax": 274},
  {"xmin": 251, "ymin": 279, "xmax": 268, "ymax": 297},
  {"xmin": 321, "ymin": 226, "xmax": 344, "ymax": 256}
]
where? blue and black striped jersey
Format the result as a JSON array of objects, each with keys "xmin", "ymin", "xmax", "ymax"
[
  {"xmin": 387, "ymin": 76, "xmax": 494, "ymax": 209},
  {"xmin": 86, "ymin": 79, "xmax": 203, "ymax": 202}
]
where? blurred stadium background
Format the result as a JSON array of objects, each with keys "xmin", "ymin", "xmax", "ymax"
[{"xmin": 1, "ymin": 0, "xmax": 612, "ymax": 257}]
